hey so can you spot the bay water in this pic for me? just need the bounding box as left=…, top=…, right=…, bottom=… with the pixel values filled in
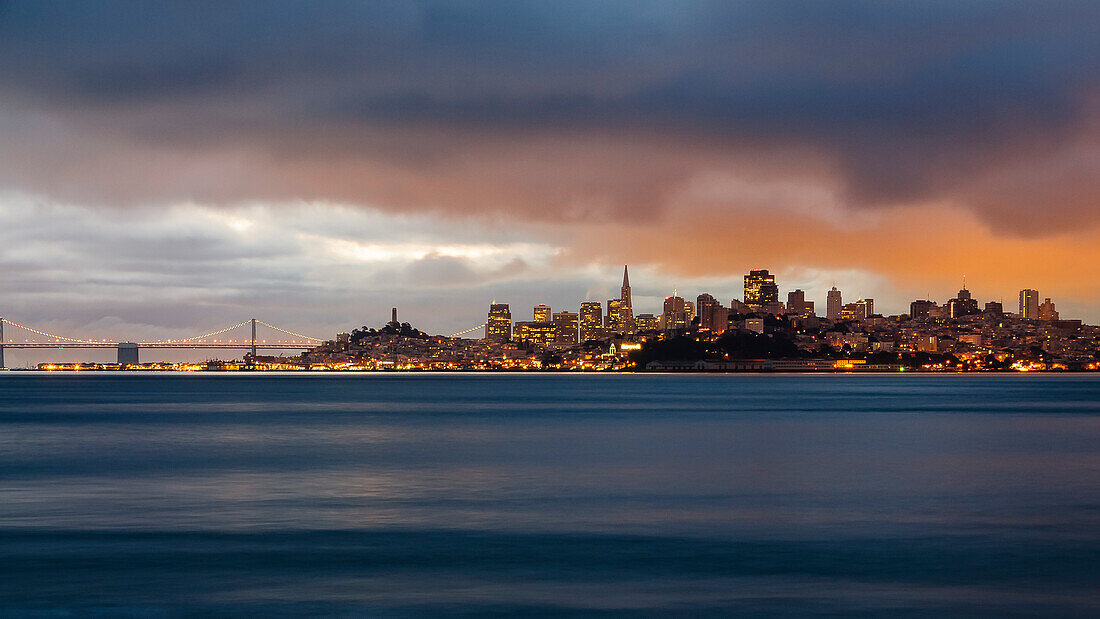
left=1, top=373, right=1098, bottom=616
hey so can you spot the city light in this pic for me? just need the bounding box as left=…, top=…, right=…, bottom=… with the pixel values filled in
left=3, top=267, right=1097, bottom=373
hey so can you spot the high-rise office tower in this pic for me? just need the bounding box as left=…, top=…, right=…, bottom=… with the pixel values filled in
left=486, top=303, right=512, bottom=342
left=606, top=297, right=622, bottom=331
left=513, top=321, right=555, bottom=346
left=693, top=294, right=726, bottom=329
left=984, top=301, right=1003, bottom=315
left=699, top=294, right=717, bottom=329
left=948, top=288, right=979, bottom=318
left=662, top=295, right=689, bottom=330
left=618, top=265, right=635, bottom=333
left=533, top=304, right=552, bottom=323
left=579, top=301, right=603, bottom=342
left=552, top=311, right=579, bottom=343
left=827, top=287, right=842, bottom=321
left=786, top=289, right=815, bottom=317
left=744, top=270, right=778, bottom=307
left=709, top=305, right=729, bottom=334
left=1019, top=289, right=1039, bottom=319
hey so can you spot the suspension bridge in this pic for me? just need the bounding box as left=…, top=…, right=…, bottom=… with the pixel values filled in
left=0, top=317, right=325, bottom=368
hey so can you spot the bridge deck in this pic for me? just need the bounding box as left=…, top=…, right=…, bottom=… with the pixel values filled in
left=0, top=344, right=314, bottom=349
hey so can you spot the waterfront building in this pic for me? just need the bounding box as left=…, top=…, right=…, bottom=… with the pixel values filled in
left=915, top=335, right=938, bottom=352
left=486, top=303, right=512, bottom=342
left=827, top=287, right=842, bottom=321
left=1019, top=289, right=1040, bottom=319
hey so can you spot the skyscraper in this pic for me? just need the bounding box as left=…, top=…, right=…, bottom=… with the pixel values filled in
left=744, top=270, right=778, bottom=307
left=1019, top=289, right=1039, bottom=319
left=948, top=288, right=979, bottom=318
left=786, top=289, right=814, bottom=317
left=579, top=301, right=603, bottom=342
left=697, top=293, right=727, bottom=331
left=552, top=311, right=579, bottom=343
left=486, top=303, right=512, bottom=342
left=662, top=295, right=689, bottom=330
left=604, top=266, right=636, bottom=335
left=606, top=297, right=622, bottom=331
left=619, top=265, right=635, bottom=333
left=826, top=287, right=842, bottom=321
left=533, top=304, right=551, bottom=323
left=512, top=321, right=555, bottom=346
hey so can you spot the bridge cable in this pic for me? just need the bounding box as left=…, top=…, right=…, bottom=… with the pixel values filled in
left=255, top=321, right=324, bottom=342
left=0, top=317, right=99, bottom=343
left=144, top=320, right=252, bottom=345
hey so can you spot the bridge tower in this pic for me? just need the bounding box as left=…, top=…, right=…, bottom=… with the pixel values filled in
left=0, top=317, right=5, bottom=369
left=251, top=318, right=257, bottom=359
left=117, top=342, right=139, bottom=366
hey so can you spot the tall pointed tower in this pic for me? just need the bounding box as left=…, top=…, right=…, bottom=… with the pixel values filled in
left=620, top=265, right=635, bottom=333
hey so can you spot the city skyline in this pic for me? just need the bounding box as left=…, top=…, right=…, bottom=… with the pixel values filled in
left=483, top=265, right=1076, bottom=344
left=0, top=258, right=1081, bottom=364
left=2, top=3, right=1100, bottom=346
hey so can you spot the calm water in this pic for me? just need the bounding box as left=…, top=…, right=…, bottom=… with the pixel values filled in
left=1, top=373, right=1098, bottom=616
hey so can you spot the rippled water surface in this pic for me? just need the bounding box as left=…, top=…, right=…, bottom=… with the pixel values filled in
left=1, top=373, right=1098, bottom=616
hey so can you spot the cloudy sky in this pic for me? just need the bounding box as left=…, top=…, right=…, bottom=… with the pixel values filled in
left=2, top=1, right=1100, bottom=359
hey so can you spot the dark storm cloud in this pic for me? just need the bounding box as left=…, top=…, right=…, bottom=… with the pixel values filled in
left=1, top=1, right=1099, bottom=233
